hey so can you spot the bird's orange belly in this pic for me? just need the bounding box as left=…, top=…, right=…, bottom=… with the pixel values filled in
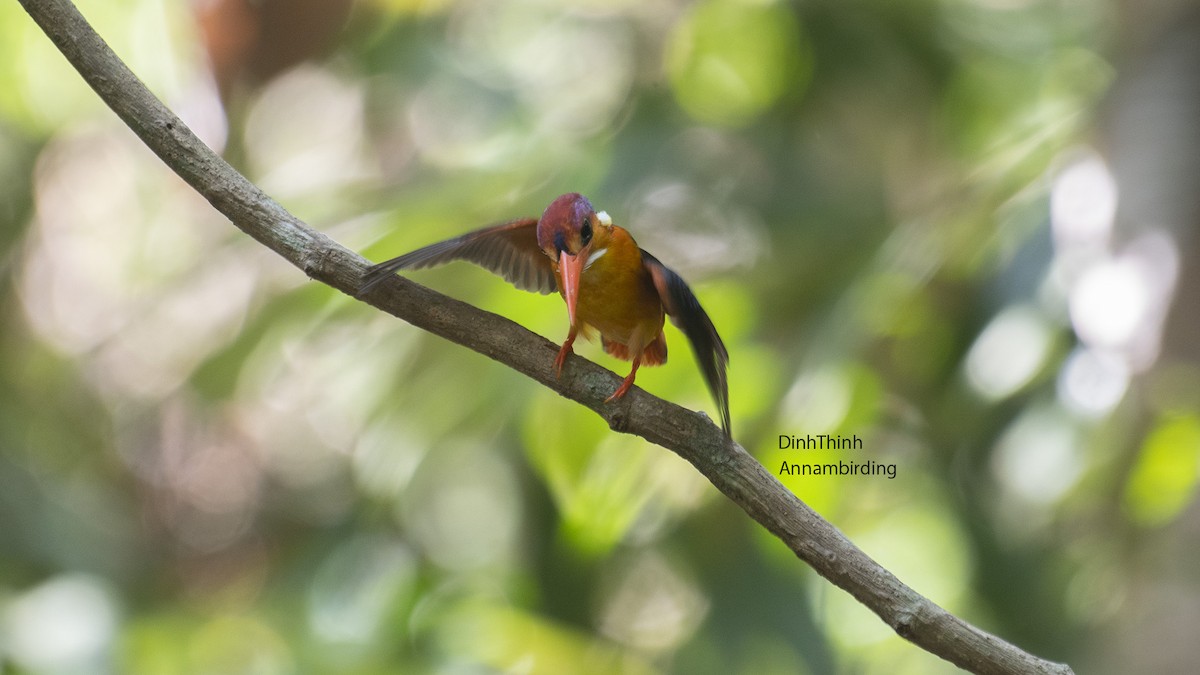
left=570, top=255, right=663, bottom=351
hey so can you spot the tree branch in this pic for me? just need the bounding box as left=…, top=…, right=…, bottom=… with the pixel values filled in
left=18, top=1, right=1074, bottom=673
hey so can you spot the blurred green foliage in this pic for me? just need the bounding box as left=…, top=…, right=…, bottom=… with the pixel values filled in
left=0, top=0, right=1195, bottom=674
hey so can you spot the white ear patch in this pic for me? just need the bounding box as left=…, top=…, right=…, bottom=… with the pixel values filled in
left=596, top=211, right=612, bottom=227
left=585, top=247, right=608, bottom=270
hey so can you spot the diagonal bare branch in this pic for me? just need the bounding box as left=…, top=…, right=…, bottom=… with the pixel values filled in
left=16, top=1, right=1074, bottom=673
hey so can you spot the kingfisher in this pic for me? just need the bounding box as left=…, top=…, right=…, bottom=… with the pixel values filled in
left=360, top=193, right=731, bottom=435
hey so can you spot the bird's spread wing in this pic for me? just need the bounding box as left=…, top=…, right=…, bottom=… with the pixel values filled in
left=360, top=218, right=557, bottom=295
left=641, top=250, right=731, bottom=436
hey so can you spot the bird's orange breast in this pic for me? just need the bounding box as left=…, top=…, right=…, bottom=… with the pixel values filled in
left=559, top=226, right=664, bottom=355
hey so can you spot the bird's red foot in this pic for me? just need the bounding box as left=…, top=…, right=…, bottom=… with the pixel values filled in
left=604, top=357, right=641, bottom=403
left=605, top=377, right=635, bottom=402
left=554, top=329, right=578, bottom=377
left=554, top=344, right=573, bottom=377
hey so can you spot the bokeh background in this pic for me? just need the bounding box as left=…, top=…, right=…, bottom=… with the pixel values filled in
left=2, top=0, right=1199, bottom=673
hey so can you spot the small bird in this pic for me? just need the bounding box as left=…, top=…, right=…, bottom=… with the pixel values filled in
left=360, top=193, right=730, bottom=435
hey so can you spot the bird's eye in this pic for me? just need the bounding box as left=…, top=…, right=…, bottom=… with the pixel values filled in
left=580, top=221, right=593, bottom=246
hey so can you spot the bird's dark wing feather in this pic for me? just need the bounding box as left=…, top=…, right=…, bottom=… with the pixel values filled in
left=641, top=250, right=731, bottom=436
left=359, top=218, right=557, bottom=295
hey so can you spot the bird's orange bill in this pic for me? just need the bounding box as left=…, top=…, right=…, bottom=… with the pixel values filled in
left=557, top=250, right=584, bottom=328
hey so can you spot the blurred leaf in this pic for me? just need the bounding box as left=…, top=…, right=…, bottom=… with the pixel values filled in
left=522, top=393, right=657, bottom=555
left=121, top=615, right=192, bottom=675
left=1123, top=414, right=1200, bottom=527
left=439, top=602, right=660, bottom=675
left=187, top=615, right=294, bottom=675
left=666, top=0, right=810, bottom=126
left=521, top=381, right=711, bottom=557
